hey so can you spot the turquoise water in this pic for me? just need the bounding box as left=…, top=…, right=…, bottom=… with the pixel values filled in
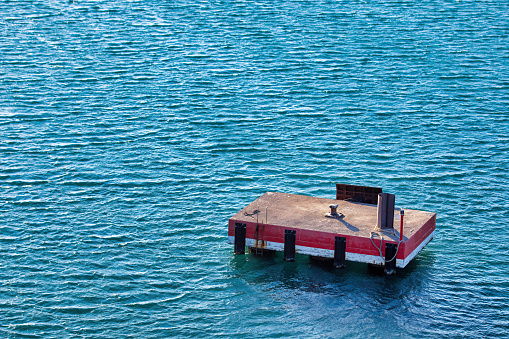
left=1, top=0, right=508, bottom=337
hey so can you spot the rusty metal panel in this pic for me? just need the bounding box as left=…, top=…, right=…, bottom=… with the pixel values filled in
left=336, top=183, right=382, bottom=205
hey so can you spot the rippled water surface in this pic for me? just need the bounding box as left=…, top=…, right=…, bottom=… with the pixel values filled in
left=1, top=0, right=508, bottom=338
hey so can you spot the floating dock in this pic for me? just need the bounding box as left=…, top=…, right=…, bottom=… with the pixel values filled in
left=228, top=184, right=436, bottom=274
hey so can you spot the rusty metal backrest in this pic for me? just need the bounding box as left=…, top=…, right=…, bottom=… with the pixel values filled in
left=336, top=183, right=382, bottom=205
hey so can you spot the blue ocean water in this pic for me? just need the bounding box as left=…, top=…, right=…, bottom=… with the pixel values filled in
left=1, top=0, right=508, bottom=337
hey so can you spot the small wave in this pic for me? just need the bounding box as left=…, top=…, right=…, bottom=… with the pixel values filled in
left=50, top=306, right=96, bottom=315
left=89, top=234, right=133, bottom=241
left=11, top=322, right=63, bottom=330
left=0, top=235, right=19, bottom=241
left=60, top=180, right=108, bottom=187
left=127, top=293, right=188, bottom=308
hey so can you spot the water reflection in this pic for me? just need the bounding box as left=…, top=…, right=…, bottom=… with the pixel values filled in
left=230, top=250, right=436, bottom=309
left=228, top=250, right=438, bottom=337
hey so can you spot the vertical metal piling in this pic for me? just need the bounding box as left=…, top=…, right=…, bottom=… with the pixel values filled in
left=234, top=222, right=246, bottom=255
left=284, top=230, right=296, bottom=261
left=384, top=243, right=397, bottom=275
left=334, top=236, right=346, bottom=268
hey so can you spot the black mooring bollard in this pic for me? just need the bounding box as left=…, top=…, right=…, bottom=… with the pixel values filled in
left=234, top=223, right=246, bottom=254
left=334, top=236, right=346, bottom=268
left=284, top=229, right=296, bottom=261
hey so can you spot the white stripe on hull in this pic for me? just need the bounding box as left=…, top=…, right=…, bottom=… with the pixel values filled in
left=402, top=230, right=435, bottom=267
